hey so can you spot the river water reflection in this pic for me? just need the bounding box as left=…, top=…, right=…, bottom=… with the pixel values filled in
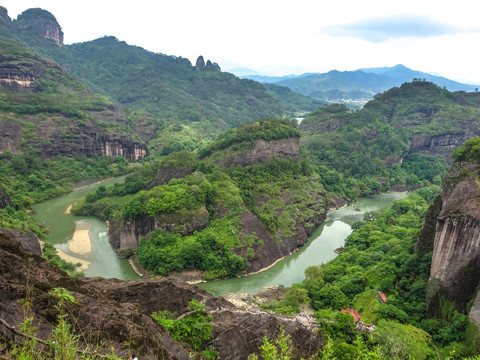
left=199, top=192, right=408, bottom=296
left=33, top=180, right=407, bottom=286
left=33, top=177, right=140, bottom=280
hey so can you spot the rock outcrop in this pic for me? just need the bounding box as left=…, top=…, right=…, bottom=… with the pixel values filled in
left=0, top=186, right=42, bottom=256
left=217, top=138, right=301, bottom=167
left=417, top=160, right=480, bottom=325
left=0, top=232, right=323, bottom=358
left=235, top=181, right=327, bottom=273
left=12, top=8, right=64, bottom=46
left=409, top=131, right=480, bottom=162
left=0, top=42, right=150, bottom=160
left=109, top=206, right=210, bottom=251
left=195, top=55, right=205, bottom=70
left=0, top=118, right=148, bottom=161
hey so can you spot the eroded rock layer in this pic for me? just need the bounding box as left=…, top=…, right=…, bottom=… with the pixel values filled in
left=0, top=233, right=323, bottom=358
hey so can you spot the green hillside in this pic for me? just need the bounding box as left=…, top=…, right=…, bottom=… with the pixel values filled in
left=300, top=81, right=480, bottom=200
left=263, top=83, right=327, bottom=117
left=37, top=36, right=285, bottom=154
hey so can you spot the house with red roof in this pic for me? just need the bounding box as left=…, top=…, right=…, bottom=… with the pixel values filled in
left=377, top=291, right=387, bottom=303
left=340, top=308, right=362, bottom=322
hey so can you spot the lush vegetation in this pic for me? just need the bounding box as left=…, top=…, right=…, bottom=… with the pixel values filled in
left=66, top=119, right=325, bottom=280
left=260, top=190, right=480, bottom=359
left=263, top=83, right=327, bottom=117
left=74, top=154, right=324, bottom=280
left=299, top=82, right=480, bottom=200
left=152, top=299, right=217, bottom=359
left=4, top=9, right=480, bottom=359
left=452, top=136, right=480, bottom=163
left=0, top=151, right=131, bottom=237
left=199, top=118, right=300, bottom=158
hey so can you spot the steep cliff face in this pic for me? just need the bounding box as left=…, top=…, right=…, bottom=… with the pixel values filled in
left=409, top=131, right=480, bottom=161
left=234, top=181, right=328, bottom=273
left=417, top=160, right=480, bottom=325
left=217, top=138, right=300, bottom=167
left=0, top=233, right=323, bottom=358
left=0, top=118, right=148, bottom=161
left=12, top=8, right=64, bottom=46
left=0, top=37, right=150, bottom=161
left=109, top=206, right=210, bottom=251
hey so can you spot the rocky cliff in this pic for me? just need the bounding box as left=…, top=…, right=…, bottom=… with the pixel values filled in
left=215, top=138, right=301, bottom=167
left=12, top=8, right=64, bottom=46
left=0, top=116, right=148, bottom=161
left=417, top=160, right=480, bottom=326
left=109, top=206, right=210, bottom=252
left=235, top=181, right=327, bottom=273
left=409, top=130, right=480, bottom=161
left=0, top=37, right=150, bottom=161
left=0, top=233, right=323, bottom=359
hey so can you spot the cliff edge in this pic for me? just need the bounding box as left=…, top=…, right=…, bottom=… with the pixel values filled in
left=417, top=151, right=480, bottom=327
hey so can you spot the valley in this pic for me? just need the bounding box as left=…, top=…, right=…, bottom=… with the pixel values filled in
left=1, top=4, right=480, bottom=359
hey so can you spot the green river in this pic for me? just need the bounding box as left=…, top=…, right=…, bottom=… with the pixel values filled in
left=32, top=179, right=407, bottom=293
left=33, top=177, right=140, bottom=280
left=199, top=192, right=408, bottom=296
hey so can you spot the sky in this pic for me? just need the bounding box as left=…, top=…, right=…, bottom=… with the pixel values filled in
left=3, top=1, right=480, bottom=84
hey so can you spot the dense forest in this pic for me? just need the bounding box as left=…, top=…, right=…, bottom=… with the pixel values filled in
left=2, top=5, right=480, bottom=359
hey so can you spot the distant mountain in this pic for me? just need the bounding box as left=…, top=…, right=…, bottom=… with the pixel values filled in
left=262, top=83, right=327, bottom=117
left=240, top=74, right=304, bottom=84
left=242, top=65, right=479, bottom=106
left=359, top=64, right=478, bottom=92
left=226, top=67, right=260, bottom=76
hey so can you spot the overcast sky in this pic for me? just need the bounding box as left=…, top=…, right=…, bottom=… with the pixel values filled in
left=3, top=1, right=480, bottom=84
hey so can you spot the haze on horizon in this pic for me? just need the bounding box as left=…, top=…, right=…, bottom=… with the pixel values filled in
left=3, top=0, right=480, bottom=84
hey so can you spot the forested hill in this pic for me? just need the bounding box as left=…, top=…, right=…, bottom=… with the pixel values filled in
left=0, top=7, right=290, bottom=156
left=300, top=81, right=480, bottom=201
left=0, top=36, right=148, bottom=160
left=243, top=64, right=479, bottom=106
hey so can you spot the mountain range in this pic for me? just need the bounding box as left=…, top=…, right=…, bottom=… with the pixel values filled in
left=239, top=64, right=479, bottom=106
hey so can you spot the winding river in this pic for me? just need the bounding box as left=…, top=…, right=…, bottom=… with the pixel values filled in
left=33, top=179, right=407, bottom=292
left=199, top=192, right=408, bottom=296
left=33, top=177, right=140, bottom=280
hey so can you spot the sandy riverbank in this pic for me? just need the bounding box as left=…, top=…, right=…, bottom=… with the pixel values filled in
left=69, top=221, right=92, bottom=255
left=56, top=248, right=91, bottom=270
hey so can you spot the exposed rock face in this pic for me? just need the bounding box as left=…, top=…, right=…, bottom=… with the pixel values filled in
left=0, top=232, right=323, bottom=358
left=150, top=166, right=193, bottom=188
left=409, top=131, right=480, bottom=162
left=0, top=52, right=49, bottom=89
left=218, top=138, right=301, bottom=167
left=195, top=55, right=205, bottom=70
left=0, top=41, right=150, bottom=160
left=13, top=8, right=64, bottom=46
left=0, top=185, right=13, bottom=209
left=417, top=161, right=480, bottom=324
left=0, top=119, right=148, bottom=161
left=211, top=309, right=323, bottom=359
left=235, top=179, right=327, bottom=273
left=109, top=206, right=210, bottom=251
left=0, top=228, right=42, bottom=256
